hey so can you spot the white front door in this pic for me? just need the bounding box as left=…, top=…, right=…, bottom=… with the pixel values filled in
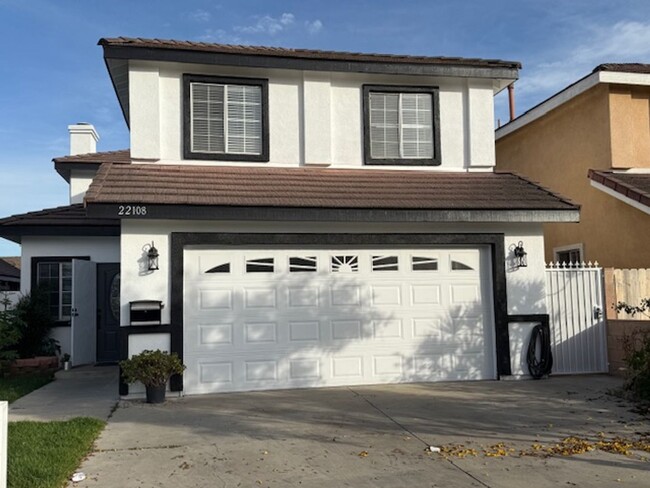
left=183, top=247, right=495, bottom=394
left=70, top=259, right=97, bottom=366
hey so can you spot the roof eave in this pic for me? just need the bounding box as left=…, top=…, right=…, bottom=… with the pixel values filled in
left=589, top=178, right=650, bottom=215
left=85, top=202, right=579, bottom=223
left=54, top=161, right=102, bottom=183
left=101, top=44, right=520, bottom=81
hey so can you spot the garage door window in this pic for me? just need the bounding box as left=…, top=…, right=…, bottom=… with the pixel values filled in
left=289, top=256, right=317, bottom=272
left=372, top=255, right=399, bottom=271
left=412, top=256, right=439, bottom=271
left=331, top=255, right=359, bottom=273
left=451, top=260, right=474, bottom=271
left=246, top=258, right=275, bottom=273
left=206, top=263, right=230, bottom=273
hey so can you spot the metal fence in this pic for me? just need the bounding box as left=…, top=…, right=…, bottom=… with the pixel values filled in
left=545, top=262, right=608, bottom=374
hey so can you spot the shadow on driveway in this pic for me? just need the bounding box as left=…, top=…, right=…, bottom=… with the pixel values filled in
left=73, top=375, right=650, bottom=488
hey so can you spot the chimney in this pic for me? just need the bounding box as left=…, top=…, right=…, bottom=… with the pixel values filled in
left=68, top=123, right=99, bottom=155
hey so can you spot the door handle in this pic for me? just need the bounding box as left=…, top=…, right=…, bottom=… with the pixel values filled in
left=71, top=308, right=79, bottom=317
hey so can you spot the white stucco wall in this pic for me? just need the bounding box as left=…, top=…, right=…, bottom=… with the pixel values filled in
left=129, top=60, right=496, bottom=171
left=69, top=169, right=98, bottom=204
left=119, top=219, right=546, bottom=327
left=20, top=236, right=120, bottom=293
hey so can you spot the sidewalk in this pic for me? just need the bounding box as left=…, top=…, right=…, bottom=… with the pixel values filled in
left=9, top=365, right=119, bottom=421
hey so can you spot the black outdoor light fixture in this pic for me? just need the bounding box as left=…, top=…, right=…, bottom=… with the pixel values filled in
left=513, top=241, right=528, bottom=268
left=146, top=241, right=159, bottom=271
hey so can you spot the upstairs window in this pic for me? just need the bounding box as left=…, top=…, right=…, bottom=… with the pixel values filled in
left=363, top=85, right=440, bottom=166
left=183, top=75, right=269, bottom=162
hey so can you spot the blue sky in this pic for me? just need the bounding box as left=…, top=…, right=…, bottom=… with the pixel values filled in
left=1, top=0, right=650, bottom=255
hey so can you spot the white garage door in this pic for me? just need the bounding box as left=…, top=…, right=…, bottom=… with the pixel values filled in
left=183, top=247, right=495, bottom=394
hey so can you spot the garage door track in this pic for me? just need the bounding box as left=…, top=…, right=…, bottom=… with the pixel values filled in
left=73, top=375, right=650, bottom=487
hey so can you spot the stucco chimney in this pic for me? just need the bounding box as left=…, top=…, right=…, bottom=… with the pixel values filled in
left=68, top=123, right=99, bottom=155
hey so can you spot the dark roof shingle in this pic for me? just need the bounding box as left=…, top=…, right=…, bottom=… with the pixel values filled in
left=594, top=63, right=650, bottom=74
left=99, top=37, right=521, bottom=70
left=85, top=163, right=578, bottom=212
left=0, top=204, right=119, bottom=228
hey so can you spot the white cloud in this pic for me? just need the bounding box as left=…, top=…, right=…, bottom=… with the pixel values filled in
left=519, top=20, right=650, bottom=104
left=305, top=19, right=323, bottom=35
left=188, top=9, right=211, bottom=22
left=235, top=13, right=295, bottom=35
left=199, top=29, right=245, bottom=45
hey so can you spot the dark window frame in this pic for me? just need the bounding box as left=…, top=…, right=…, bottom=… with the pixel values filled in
left=30, top=256, right=90, bottom=327
left=183, top=74, right=270, bottom=162
left=362, top=84, right=441, bottom=166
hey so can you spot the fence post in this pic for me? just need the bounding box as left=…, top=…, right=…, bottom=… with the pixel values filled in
left=604, top=268, right=617, bottom=320
left=0, top=401, right=6, bottom=488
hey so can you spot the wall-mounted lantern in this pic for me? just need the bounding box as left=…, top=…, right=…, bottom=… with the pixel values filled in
left=146, top=242, right=159, bottom=271
left=513, top=241, right=528, bottom=268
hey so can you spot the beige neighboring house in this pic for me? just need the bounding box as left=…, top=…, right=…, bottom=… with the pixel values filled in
left=495, top=64, right=650, bottom=268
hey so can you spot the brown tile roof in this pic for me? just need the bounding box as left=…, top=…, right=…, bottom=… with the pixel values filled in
left=588, top=170, right=650, bottom=208
left=99, top=37, right=521, bottom=70
left=53, top=149, right=131, bottom=165
left=594, top=63, right=650, bottom=74
left=85, top=163, right=578, bottom=212
left=0, top=204, right=119, bottom=228
left=0, top=257, right=20, bottom=270
left=0, top=259, right=20, bottom=279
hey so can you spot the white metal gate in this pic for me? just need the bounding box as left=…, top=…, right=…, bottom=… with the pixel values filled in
left=545, top=262, right=608, bottom=374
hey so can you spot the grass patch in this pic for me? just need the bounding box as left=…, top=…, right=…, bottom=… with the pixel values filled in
left=8, top=418, right=105, bottom=488
left=0, top=374, right=53, bottom=404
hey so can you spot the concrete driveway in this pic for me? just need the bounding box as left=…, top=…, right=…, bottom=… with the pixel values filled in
left=73, top=375, right=650, bottom=487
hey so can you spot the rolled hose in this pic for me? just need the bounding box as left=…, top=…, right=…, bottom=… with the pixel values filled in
left=527, top=323, right=553, bottom=379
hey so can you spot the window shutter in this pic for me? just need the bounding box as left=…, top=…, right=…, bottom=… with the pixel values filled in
left=369, top=92, right=400, bottom=159
left=191, top=83, right=225, bottom=153
left=226, top=85, right=262, bottom=155
left=400, top=93, right=433, bottom=158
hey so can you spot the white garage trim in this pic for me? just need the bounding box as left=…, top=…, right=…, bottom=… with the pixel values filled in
left=164, top=233, right=512, bottom=394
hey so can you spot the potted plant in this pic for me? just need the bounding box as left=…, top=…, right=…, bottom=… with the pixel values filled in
left=61, top=353, right=71, bottom=371
left=119, top=349, right=185, bottom=404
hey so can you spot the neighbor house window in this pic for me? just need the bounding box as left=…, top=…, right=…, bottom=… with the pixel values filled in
left=554, top=245, right=583, bottom=264
left=363, top=85, right=440, bottom=165
left=37, top=262, right=72, bottom=321
left=183, top=75, right=269, bottom=162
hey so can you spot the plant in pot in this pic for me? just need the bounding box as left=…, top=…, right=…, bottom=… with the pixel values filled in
left=119, top=350, right=185, bottom=404
left=61, top=353, right=71, bottom=371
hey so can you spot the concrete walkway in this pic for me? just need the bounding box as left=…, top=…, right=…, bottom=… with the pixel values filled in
left=9, top=365, right=119, bottom=421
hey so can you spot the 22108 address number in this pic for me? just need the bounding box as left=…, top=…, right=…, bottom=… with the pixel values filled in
left=117, top=205, right=148, bottom=216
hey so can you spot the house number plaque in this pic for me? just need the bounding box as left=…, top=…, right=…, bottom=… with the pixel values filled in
left=117, top=205, right=148, bottom=216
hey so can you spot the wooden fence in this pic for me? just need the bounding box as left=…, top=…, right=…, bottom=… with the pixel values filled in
left=604, top=268, right=650, bottom=320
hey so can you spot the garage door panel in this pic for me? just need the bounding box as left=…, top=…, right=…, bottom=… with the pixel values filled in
left=197, top=289, right=233, bottom=310
left=184, top=247, right=495, bottom=394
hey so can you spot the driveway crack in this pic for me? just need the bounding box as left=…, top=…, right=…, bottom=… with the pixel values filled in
left=348, top=387, right=492, bottom=488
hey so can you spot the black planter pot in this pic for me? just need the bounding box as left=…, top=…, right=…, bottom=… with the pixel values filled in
left=145, top=384, right=166, bottom=404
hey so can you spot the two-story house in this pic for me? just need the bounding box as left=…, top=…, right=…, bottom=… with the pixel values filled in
left=0, top=38, right=578, bottom=395
left=496, top=63, right=650, bottom=268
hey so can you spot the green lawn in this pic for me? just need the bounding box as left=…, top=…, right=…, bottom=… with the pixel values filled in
left=0, top=374, right=53, bottom=404
left=8, top=418, right=105, bottom=488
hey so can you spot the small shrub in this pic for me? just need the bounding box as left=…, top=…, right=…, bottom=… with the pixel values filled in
left=14, top=288, right=56, bottom=358
left=120, top=350, right=185, bottom=388
left=621, top=329, right=650, bottom=401
left=0, top=294, right=23, bottom=362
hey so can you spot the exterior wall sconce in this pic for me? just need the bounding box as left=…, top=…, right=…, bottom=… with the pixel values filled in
left=513, top=241, right=528, bottom=268
left=146, top=242, right=159, bottom=271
